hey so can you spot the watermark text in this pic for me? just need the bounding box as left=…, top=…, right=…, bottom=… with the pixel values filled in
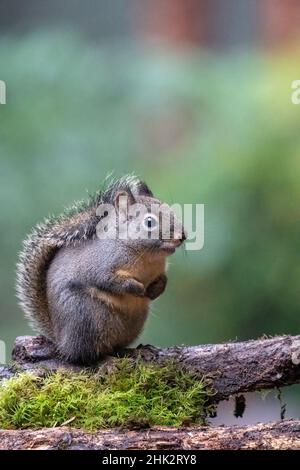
left=0, top=80, right=6, bottom=104
left=291, top=80, right=300, bottom=104
left=96, top=198, right=204, bottom=251
left=0, top=340, right=6, bottom=364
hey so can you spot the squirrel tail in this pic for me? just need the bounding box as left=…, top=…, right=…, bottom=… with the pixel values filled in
left=16, top=205, right=98, bottom=337
left=16, top=224, right=59, bottom=338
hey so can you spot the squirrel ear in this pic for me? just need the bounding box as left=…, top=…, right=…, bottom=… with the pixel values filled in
left=114, top=190, right=134, bottom=216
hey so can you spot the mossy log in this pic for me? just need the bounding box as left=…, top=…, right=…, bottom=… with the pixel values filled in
left=1, top=334, right=300, bottom=402
left=1, top=335, right=300, bottom=450
left=0, top=420, right=300, bottom=450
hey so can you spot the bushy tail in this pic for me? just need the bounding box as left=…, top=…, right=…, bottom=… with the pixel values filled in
left=16, top=226, right=59, bottom=338
left=16, top=206, right=98, bottom=338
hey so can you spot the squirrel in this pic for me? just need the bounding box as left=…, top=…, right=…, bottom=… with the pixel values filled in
left=16, top=176, right=185, bottom=364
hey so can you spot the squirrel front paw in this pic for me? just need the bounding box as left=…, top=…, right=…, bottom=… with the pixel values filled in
left=146, top=274, right=167, bottom=300
left=123, top=278, right=146, bottom=297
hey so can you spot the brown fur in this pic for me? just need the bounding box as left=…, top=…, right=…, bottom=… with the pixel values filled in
left=86, top=287, right=150, bottom=316
left=116, top=252, right=167, bottom=288
left=86, top=250, right=166, bottom=316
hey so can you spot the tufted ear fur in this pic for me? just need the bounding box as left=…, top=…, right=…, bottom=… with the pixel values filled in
left=102, top=175, right=153, bottom=204
left=114, top=190, right=134, bottom=218
left=132, top=180, right=153, bottom=198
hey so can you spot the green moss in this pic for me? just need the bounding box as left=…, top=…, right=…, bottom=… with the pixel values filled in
left=0, top=359, right=215, bottom=430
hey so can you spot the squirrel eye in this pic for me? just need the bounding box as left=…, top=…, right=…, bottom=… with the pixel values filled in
left=143, top=215, right=158, bottom=230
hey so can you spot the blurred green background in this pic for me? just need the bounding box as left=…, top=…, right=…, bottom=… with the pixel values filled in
left=1, top=0, right=300, bottom=421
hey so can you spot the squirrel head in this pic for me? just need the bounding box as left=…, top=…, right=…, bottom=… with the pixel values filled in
left=97, top=176, right=186, bottom=255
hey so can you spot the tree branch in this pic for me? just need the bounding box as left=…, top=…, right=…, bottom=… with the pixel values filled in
left=0, top=334, right=299, bottom=402
left=0, top=420, right=300, bottom=450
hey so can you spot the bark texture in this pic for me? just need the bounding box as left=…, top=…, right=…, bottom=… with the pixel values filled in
left=0, top=420, right=300, bottom=450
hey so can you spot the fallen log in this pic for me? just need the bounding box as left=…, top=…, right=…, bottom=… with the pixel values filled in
left=0, top=420, right=300, bottom=450
left=1, top=334, right=300, bottom=403
left=1, top=335, right=300, bottom=450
